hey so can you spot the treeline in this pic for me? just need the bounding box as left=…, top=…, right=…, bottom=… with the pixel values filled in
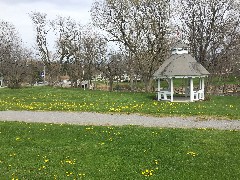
left=0, top=0, right=239, bottom=90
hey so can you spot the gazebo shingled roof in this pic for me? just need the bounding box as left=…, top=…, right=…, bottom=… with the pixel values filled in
left=153, top=54, right=210, bottom=78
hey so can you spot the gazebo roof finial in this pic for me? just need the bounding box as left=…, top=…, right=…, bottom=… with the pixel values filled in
left=171, top=40, right=189, bottom=55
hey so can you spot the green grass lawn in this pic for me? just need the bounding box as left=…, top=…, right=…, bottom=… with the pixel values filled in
left=0, top=86, right=240, bottom=119
left=0, top=121, right=239, bottom=179
left=0, top=86, right=239, bottom=119
left=1, top=87, right=239, bottom=179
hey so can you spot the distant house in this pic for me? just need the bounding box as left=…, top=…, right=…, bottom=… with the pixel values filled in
left=59, top=75, right=70, bottom=84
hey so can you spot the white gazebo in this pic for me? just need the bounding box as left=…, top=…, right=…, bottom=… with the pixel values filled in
left=153, top=41, right=210, bottom=102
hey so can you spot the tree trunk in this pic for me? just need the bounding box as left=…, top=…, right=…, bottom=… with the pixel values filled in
left=109, top=78, right=113, bottom=92
left=129, top=73, right=134, bottom=91
left=143, top=76, right=153, bottom=92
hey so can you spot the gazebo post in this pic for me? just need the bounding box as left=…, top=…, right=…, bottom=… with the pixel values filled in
left=157, top=78, right=161, bottom=100
left=199, top=78, right=202, bottom=89
left=190, top=78, right=194, bottom=102
left=185, top=78, right=188, bottom=97
left=157, top=78, right=160, bottom=91
left=170, top=78, right=174, bottom=102
left=201, top=77, right=205, bottom=99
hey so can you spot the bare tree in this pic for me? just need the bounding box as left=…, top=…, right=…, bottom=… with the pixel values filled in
left=97, top=50, right=124, bottom=91
left=91, top=0, right=170, bottom=91
left=29, top=11, right=58, bottom=85
left=51, top=16, right=82, bottom=64
left=0, top=21, right=29, bottom=88
left=51, top=16, right=83, bottom=87
left=25, top=59, right=44, bottom=86
left=81, top=27, right=108, bottom=85
left=177, top=0, right=240, bottom=83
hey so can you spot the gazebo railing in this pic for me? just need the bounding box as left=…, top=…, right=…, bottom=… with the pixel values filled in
left=157, top=90, right=171, bottom=101
left=157, top=88, right=205, bottom=102
left=185, top=88, right=204, bottom=101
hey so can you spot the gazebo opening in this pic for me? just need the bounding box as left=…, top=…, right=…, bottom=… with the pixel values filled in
left=153, top=41, right=210, bottom=102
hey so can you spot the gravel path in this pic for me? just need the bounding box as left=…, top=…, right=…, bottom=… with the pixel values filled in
left=0, top=111, right=240, bottom=130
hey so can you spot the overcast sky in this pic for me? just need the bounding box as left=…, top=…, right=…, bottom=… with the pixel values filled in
left=0, top=0, right=94, bottom=49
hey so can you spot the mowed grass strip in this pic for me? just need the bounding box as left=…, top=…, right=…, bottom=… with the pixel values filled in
left=0, top=121, right=239, bottom=179
left=0, top=86, right=239, bottom=119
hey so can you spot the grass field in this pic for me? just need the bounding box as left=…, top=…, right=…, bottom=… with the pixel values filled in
left=0, top=86, right=239, bottom=119
left=0, top=121, right=239, bottom=179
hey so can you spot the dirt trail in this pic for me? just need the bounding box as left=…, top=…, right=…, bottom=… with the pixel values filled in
left=0, top=111, right=240, bottom=130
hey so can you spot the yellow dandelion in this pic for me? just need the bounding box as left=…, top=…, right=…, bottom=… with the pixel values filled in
left=141, top=169, right=154, bottom=177
left=187, top=151, right=197, bottom=157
